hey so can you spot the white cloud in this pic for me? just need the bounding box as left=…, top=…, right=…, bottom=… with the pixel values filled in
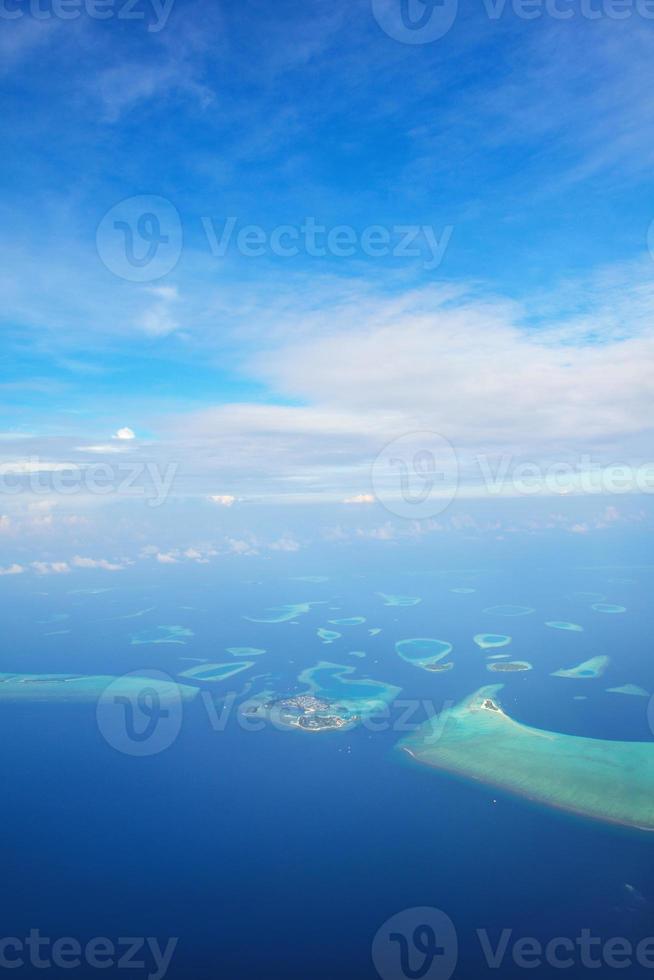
left=76, top=444, right=124, bottom=454
left=166, top=280, right=654, bottom=501
left=71, top=556, right=129, bottom=571
left=344, top=494, right=375, bottom=505
left=156, top=552, right=179, bottom=564
left=355, top=523, right=396, bottom=540
left=137, top=285, right=180, bottom=337
left=0, top=563, right=24, bottom=576
left=208, top=494, right=236, bottom=507
left=269, top=535, right=301, bottom=551
left=226, top=537, right=259, bottom=556
left=113, top=427, right=136, bottom=441
left=31, top=561, right=70, bottom=575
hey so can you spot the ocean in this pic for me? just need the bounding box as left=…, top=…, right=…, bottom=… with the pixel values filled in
left=2, top=532, right=654, bottom=978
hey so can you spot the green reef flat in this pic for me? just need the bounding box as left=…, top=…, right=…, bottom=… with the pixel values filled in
left=368, top=628, right=382, bottom=636
left=484, top=604, right=535, bottom=617
left=607, top=684, right=650, bottom=698
left=474, top=633, right=511, bottom=649
left=552, top=656, right=609, bottom=679
left=298, top=661, right=401, bottom=717
left=423, top=661, right=454, bottom=672
left=396, top=637, right=453, bottom=668
left=178, top=661, right=254, bottom=682
left=328, top=616, right=366, bottom=626
left=348, top=651, right=367, bottom=658
left=487, top=654, right=511, bottom=660
left=130, top=624, right=193, bottom=645
left=377, top=593, right=422, bottom=607
left=487, top=660, right=532, bottom=672
left=570, top=592, right=605, bottom=602
left=398, top=685, right=654, bottom=831
left=592, top=603, right=627, bottom=614
left=450, top=588, right=476, bottom=594
left=244, top=602, right=315, bottom=623
left=546, top=621, right=583, bottom=632
left=0, top=672, right=198, bottom=702
left=226, top=646, right=266, bottom=657
left=291, top=576, right=329, bottom=583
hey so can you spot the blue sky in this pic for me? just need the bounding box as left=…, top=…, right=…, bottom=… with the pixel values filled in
left=1, top=0, right=653, bottom=568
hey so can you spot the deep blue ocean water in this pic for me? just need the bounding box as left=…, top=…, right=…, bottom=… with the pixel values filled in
left=2, top=533, right=654, bottom=978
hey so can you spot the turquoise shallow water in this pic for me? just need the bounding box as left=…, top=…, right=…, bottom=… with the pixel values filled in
left=395, top=637, right=453, bottom=666
left=298, top=661, right=400, bottom=717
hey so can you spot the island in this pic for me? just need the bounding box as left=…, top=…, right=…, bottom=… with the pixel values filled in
left=552, top=656, right=609, bottom=679
left=0, top=671, right=199, bottom=703
left=397, top=685, right=654, bottom=831
left=483, top=604, right=535, bottom=617
left=474, top=633, right=511, bottom=649
left=318, top=628, right=342, bottom=641
left=396, top=637, right=453, bottom=669
left=244, top=661, right=401, bottom=732
left=130, top=624, right=194, bottom=645
left=377, top=593, right=422, bottom=607
left=487, top=660, right=532, bottom=672
left=545, top=621, right=583, bottom=632
left=244, top=693, right=357, bottom=733
left=178, top=660, right=254, bottom=682
left=607, top=684, right=650, bottom=698
left=244, top=602, right=317, bottom=623
left=298, top=661, right=401, bottom=718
